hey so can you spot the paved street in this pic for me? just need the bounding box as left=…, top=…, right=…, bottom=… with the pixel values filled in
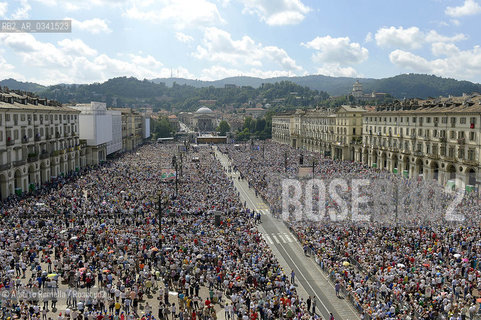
left=214, top=147, right=361, bottom=320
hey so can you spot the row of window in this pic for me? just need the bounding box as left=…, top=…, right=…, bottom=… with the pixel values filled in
left=0, top=113, right=78, bottom=126
left=2, top=125, right=77, bottom=142
left=366, top=127, right=477, bottom=140
left=366, top=116, right=478, bottom=125
left=365, top=138, right=476, bottom=160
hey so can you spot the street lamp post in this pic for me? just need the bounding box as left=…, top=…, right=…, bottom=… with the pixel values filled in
left=312, top=159, right=316, bottom=178
left=172, top=155, right=179, bottom=199
left=395, top=183, right=399, bottom=236
left=180, top=152, right=183, bottom=177
left=284, top=151, right=288, bottom=173
left=175, top=162, right=178, bottom=199
left=158, top=193, right=166, bottom=250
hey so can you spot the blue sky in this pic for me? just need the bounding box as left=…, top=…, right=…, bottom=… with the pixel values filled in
left=0, top=0, right=481, bottom=85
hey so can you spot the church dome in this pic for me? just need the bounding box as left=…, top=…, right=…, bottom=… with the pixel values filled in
left=196, top=106, right=213, bottom=114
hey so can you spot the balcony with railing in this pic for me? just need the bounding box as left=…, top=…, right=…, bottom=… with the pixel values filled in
left=27, top=153, right=39, bottom=163
left=463, top=158, right=478, bottom=166
left=443, top=154, right=456, bottom=161
left=13, top=159, right=26, bottom=167
left=6, top=138, right=14, bottom=146
left=413, top=150, right=424, bottom=157
left=40, top=151, right=50, bottom=159
left=0, top=163, right=11, bottom=171
left=34, top=134, right=41, bottom=142
left=22, top=136, right=29, bottom=144
left=457, top=138, right=465, bottom=144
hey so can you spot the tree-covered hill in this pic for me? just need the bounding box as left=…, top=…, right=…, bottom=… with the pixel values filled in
left=35, top=77, right=328, bottom=111
left=0, top=78, right=46, bottom=93
left=2, top=74, right=481, bottom=110
left=151, top=73, right=481, bottom=98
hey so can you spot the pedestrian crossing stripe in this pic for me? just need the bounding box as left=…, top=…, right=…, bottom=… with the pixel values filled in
left=263, top=234, right=273, bottom=244
left=262, top=233, right=294, bottom=244
left=272, top=234, right=280, bottom=244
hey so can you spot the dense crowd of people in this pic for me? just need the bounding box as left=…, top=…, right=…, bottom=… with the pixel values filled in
left=0, top=143, right=319, bottom=320
left=220, top=141, right=481, bottom=319
left=4, top=138, right=481, bottom=320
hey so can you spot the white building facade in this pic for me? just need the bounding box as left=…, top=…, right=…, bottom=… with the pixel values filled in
left=72, top=102, right=112, bottom=165
left=107, top=110, right=122, bottom=155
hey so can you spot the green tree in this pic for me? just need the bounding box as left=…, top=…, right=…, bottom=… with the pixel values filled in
left=216, top=120, right=231, bottom=136
left=255, top=118, right=266, bottom=132
left=152, top=117, right=173, bottom=138
left=236, top=128, right=251, bottom=141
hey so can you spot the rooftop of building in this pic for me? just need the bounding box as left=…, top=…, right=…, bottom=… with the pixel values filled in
left=245, top=107, right=266, bottom=111
left=338, top=105, right=367, bottom=112
left=369, top=94, right=481, bottom=114
left=0, top=92, right=77, bottom=112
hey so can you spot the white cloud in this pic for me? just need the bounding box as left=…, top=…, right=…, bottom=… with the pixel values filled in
left=302, top=35, right=368, bottom=65
left=389, top=44, right=481, bottom=80
left=176, top=32, right=194, bottom=43
left=70, top=18, right=112, bottom=34
left=58, top=39, right=98, bottom=57
left=445, top=0, right=481, bottom=17
left=194, top=27, right=303, bottom=73
left=375, top=26, right=467, bottom=50
left=316, top=64, right=360, bottom=78
left=425, top=30, right=467, bottom=42
left=0, top=33, right=192, bottom=85
left=33, top=0, right=128, bottom=11
left=0, top=33, right=37, bottom=52
left=0, top=50, right=24, bottom=80
left=451, top=19, right=461, bottom=26
left=238, top=0, right=311, bottom=25
left=0, top=2, right=7, bottom=17
left=431, top=42, right=460, bottom=57
left=123, top=0, right=224, bottom=29
left=375, top=26, right=425, bottom=50
left=11, top=0, right=31, bottom=19
left=200, top=65, right=299, bottom=80
left=128, top=54, right=163, bottom=69
left=365, top=32, right=373, bottom=43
